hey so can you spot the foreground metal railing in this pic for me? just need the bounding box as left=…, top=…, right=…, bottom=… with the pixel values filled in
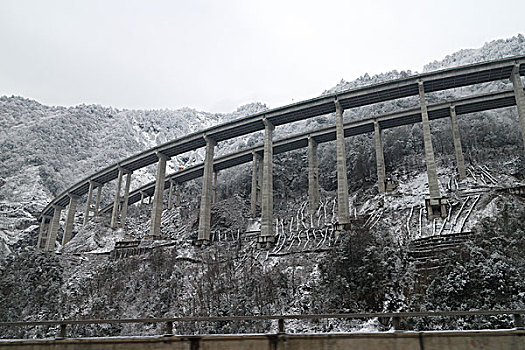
left=1, top=310, right=524, bottom=339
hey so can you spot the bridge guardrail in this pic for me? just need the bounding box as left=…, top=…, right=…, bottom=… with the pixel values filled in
left=1, top=310, right=523, bottom=339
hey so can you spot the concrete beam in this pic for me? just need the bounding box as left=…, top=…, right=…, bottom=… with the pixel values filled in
left=150, top=152, right=169, bottom=238
left=120, top=172, right=132, bottom=227
left=251, top=152, right=262, bottom=217
left=308, top=137, right=320, bottom=214
left=418, top=82, right=441, bottom=199
left=62, top=194, right=79, bottom=246
left=45, top=205, right=63, bottom=252
left=259, top=119, right=275, bottom=245
left=110, top=168, right=124, bottom=229
left=374, top=121, right=386, bottom=193
left=335, top=100, right=350, bottom=224
left=511, top=64, right=525, bottom=151
left=449, top=105, right=467, bottom=179
left=197, top=136, right=216, bottom=243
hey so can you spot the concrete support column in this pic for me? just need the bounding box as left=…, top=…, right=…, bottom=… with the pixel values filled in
left=120, top=171, right=132, bottom=227
left=198, top=137, right=216, bottom=243
left=37, top=216, right=50, bottom=250
left=510, top=64, right=525, bottom=151
left=151, top=152, right=169, bottom=238
left=83, top=181, right=95, bottom=225
left=250, top=152, right=262, bottom=217
left=62, top=194, right=79, bottom=246
left=308, top=137, right=320, bottom=214
left=110, top=168, right=124, bottom=229
left=140, top=192, right=146, bottom=205
left=335, top=100, right=350, bottom=224
left=168, top=179, right=175, bottom=210
left=449, top=105, right=467, bottom=179
left=212, top=171, right=218, bottom=204
left=257, top=154, right=263, bottom=206
left=45, top=205, right=63, bottom=252
left=374, top=121, right=386, bottom=193
left=175, top=185, right=181, bottom=206
left=259, top=119, right=275, bottom=244
left=418, top=82, right=441, bottom=199
left=94, top=184, right=103, bottom=216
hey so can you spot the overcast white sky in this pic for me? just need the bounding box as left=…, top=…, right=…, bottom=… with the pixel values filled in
left=1, top=0, right=524, bottom=113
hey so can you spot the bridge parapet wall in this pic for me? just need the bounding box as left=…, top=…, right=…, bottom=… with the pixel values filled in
left=1, top=330, right=524, bottom=350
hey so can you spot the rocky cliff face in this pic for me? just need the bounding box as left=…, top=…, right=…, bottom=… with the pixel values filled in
left=0, top=35, right=524, bottom=337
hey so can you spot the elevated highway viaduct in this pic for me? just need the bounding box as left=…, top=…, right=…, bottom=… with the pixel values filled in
left=36, top=56, right=525, bottom=251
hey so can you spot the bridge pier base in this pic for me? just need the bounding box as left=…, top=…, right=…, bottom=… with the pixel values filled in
left=374, top=121, right=387, bottom=193
left=419, top=81, right=447, bottom=218
left=308, top=136, right=320, bottom=215
left=151, top=153, right=169, bottom=238
left=45, top=205, right=63, bottom=252
left=258, top=119, right=275, bottom=247
left=335, top=100, right=350, bottom=225
left=120, top=172, right=132, bottom=227
left=62, top=194, right=78, bottom=246
left=197, top=137, right=216, bottom=245
left=450, top=106, right=466, bottom=180
left=250, top=152, right=262, bottom=217
left=511, top=64, right=525, bottom=151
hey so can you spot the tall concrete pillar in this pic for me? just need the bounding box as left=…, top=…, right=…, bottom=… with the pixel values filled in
left=308, top=136, right=320, bottom=214
left=45, top=205, right=63, bottom=252
left=62, top=194, right=79, bottom=246
left=510, top=64, right=525, bottom=151
left=94, top=184, right=103, bottom=216
left=335, top=100, right=350, bottom=224
left=168, top=179, right=175, bottom=210
left=198, top=137, right=216, bottom=243
left=37, top=216, right=50, bottom=250
left=449, top=105, right=466, bottom=179
left=250, top=152, right=262, bottom=217
left=83, top=181, right=94, bottom=225
left=257, top=153, right=263, bottom=206
left=85, top=181, right=103, bottom=225
left=140, top=192, right=146, bottom=205
left=175, top=185, right=181, bottom=206
left=374, top=121, right=386, bottom=193
left=212, top=171, right=218, bottom=204
left=418, top=82, right=441, bottom=199
left=120, top=171, right=132, bottom=227
left=151, top=152, right=169, bottom=238
left=110, top=168, right=124, bottom=229
left=259, top=119, right=275, bottom=244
